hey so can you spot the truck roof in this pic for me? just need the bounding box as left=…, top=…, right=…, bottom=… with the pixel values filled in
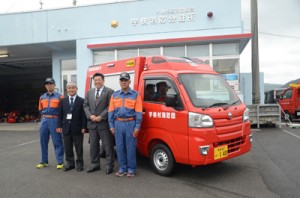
left=87, top=56, right=216, bottom=75
left=145, top=56, right=215, bottom=73
left=86, top=56, right=220, bottom=93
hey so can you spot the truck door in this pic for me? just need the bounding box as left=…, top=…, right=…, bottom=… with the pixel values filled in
left=296, top=88, right=300, bottom=116
left=138, top=76, right=189, bottom=163
left=280, top=89, right=294, bottom=115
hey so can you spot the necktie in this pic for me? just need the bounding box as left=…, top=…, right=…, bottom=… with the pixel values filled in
left=96, top=89, right=100, bottom=99
left=70, top=97, right=74, bottom=109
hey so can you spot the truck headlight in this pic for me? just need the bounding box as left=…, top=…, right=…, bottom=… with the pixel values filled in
left=189, top=112, right=213, bottom=128
left=243, top=108, right=249, bottom=122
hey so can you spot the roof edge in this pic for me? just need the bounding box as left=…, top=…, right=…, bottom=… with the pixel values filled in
left=87, top=33, right=252, bottom=49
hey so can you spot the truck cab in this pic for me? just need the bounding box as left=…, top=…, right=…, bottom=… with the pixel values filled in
left=264, top=88, right=285, bottom=104
left=86, top=56, right=252, bottom=176
left=279, top=83, right=300, bottom=121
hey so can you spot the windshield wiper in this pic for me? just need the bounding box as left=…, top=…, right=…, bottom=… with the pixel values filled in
left=203, top=101, right=240, bottom=110
left=206, top=102, right=229, bottom=109
left=230, top=100, right=240, bottom=106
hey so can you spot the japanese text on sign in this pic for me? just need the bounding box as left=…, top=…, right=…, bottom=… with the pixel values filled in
left=148, top=112, right=176, bottom=119
left=130, top=7, right=196, bottom=27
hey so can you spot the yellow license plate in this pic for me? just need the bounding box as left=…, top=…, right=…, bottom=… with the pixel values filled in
left=214, top=145, right=228, bottom=160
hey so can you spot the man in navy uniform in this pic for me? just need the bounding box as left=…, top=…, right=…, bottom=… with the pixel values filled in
left=36, top=77, right=64, bottom=169
left=108, top=72, right=143, bottom=177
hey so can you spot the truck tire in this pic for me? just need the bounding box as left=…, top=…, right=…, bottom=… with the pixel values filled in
left=289, top=113, right=295, bottom=121
left=150, top=144, right=175, bottom=176
left=284, top=111, right=295, bottom=122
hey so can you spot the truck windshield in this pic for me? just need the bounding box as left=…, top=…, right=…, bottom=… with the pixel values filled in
left=179, top=74, right=241, bottom=108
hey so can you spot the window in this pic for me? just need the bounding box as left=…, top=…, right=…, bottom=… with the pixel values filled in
left=139, top=47, right=160, bottom=56
left=283, top=90, right=292, bottom=99
left=179, top=73, right=241, bottom=108
left=164, top=46, right=185, bottom=57
left=117, top=49, right=138, bottom=60
left=144, top=82, right=155, bottom=102
left=61, top=59, right=76, bottom=96
left=187, top=44, right=209, bottom=57
left=93, top=51, right=115, bottom=65
left=144, top=79, right=175, bottom=103
left=213, top=43, right=239, bottom=56
left=213, top=58, right=239, bottom=74
left=90, top=72, right=135, bottom=91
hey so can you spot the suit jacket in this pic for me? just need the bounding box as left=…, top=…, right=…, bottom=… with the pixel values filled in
left=57, top=96, right=87, bottom=136
left=83, top=86, right=114, bottom=130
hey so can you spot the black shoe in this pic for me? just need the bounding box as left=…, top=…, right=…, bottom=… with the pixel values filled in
left=86, top=166, right=100, bottom=173
left=105, top=167, right=114, bottom=174
left=63, top=164, right=75, bottom=171
left=77, top=167, right=84, bottom=172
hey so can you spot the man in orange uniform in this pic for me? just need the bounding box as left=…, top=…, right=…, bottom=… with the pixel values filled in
left=108, top=72, right=142, bottom=177
left=36, top=77, right=64, bottom=169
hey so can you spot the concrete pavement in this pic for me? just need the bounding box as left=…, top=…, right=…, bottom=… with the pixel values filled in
left=0, top=125, right=282, bottom=198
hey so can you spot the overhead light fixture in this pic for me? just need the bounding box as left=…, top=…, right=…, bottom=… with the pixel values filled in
left=0, top=54, right=9, bottom=58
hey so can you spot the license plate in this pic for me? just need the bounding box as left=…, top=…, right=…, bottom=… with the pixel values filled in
left=297, top=112, right=300, bottom=116
left=214, top=145, right=228, bottom=160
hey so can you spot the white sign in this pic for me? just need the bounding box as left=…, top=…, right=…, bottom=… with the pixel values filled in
left=222, top=74, right=239, bottom=91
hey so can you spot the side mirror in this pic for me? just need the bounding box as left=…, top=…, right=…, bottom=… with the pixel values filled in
left=165, top=94, right=184, bottom=110
left=165, top=94, right=177, bottom=107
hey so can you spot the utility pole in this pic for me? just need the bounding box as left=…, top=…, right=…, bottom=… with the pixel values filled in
left=251, top=0, right=260, bottom=104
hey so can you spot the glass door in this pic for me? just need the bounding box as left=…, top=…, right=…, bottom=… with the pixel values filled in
left=61, top=59, right=76, bottom=96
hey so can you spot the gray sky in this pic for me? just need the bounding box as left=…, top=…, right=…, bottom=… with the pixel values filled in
left=1, top=0, right=299, bottom=85
left=241, top=0, right=300, bottom=84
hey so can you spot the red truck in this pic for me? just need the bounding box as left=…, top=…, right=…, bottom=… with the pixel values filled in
left=279, top=83, right=300, bottom=121
left=85, top=56, right=252, bottom=176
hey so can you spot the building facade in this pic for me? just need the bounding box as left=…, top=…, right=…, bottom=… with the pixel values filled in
left=0, top=0, right=251, bottom=108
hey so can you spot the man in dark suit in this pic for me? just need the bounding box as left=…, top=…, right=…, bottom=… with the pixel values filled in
left=57, top=82, right=87, bottom=172
left=83, top=73, right=115, bottom=174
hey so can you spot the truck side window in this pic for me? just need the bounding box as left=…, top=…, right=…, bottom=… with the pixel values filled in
left=144, top=83, right=155, bottom=101
left=283, top=90, right=292, bottom=99
left=152, top=81, right=170, bottom=102
left=144, top=79, right=176, bottom=103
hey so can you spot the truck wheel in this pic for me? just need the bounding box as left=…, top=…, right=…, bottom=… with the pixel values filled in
left=150, top=144, right=175, bottom=176
left=284, top=111, right=294, bottom=121
left=289, top=113, right=295, bottom=121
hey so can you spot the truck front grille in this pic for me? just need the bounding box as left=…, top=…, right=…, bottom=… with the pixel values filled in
left=213, top=136, right=246, bottom=154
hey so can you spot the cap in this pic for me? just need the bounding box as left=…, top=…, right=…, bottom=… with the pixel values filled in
left=44, top=77, right=55, bottom=84
left=119, top=72, right=130, bottom=80
left=157, top=81, right=171, bottom=89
